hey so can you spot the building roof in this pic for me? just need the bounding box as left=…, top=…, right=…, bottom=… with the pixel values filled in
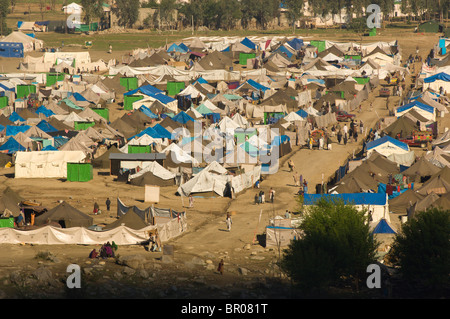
left=366, top=135, right=410, bottom=152
left=303, top=193, right=387, bottom=206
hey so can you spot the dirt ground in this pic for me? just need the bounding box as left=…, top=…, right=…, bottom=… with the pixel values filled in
left=0, top=30, right=441, bottom=299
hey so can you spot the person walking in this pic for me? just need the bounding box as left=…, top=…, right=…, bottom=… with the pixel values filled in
left=337, top=130, right=342, bottom=144
left=269, top=187, right=275, bottom=203
left=288, top=159, right=295, bottom=172
left=293, top=173, right=300, bottom=187
left=226, top=213, right=232, bottom=232
left=105, top=198, right=111, bottom=212
left=189, top=194, right=194, bottom=208
left=217, top=259, right=224, bottom=275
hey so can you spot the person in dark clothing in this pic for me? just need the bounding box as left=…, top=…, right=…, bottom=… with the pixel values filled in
left=337, top=130, right=342, bottom=144
left=105, top=198, right=111, bottom=212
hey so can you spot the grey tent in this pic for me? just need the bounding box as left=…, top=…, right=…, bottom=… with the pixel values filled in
left=92, top=145, right=121, bottom=169
left=34, top=201, right=93, bottom=228
left=402, top=156, right=440, bottom=182
left=103, top=209, right=148, bottom=230
left=129, top=171, right=176, bottom=187
left=388, top=189, right=424, bottom=214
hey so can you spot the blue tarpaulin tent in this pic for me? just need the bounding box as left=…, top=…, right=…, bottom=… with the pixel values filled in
left=296, top=109, right=309, bottom=118
left=287, top=38, right=304, bottom=50
left=366, top=135, right=410, bottom=153
left=6, top=125, right=31, bottom=136
left=178, top=43, right=191, bottom=53
left=41, top=145, right=58, bottom=151
left=172, top=111, right=195, bottom=124
left=151, top=123, right=172, bottom=139
left=129, top=126, right=161, bottom=141
left=36, top=105, right=55, bottom=117
left=396, top=101, right=435, bottom=114
left=0, top=137, right=26, bottom=153
left=275, top=45, right=294, bottom=59
left=192, top=77, right=208, bottom=85
left=240, top=37, right=256, bottom=50
left=167, top=43, right=188, bottom=54
left=53, top=136, right=69, bottom=148
left=124, top=84, right=164, bottom=97
left=423, top=72, right=450, bottom=83
left=36, top=120, right=58, bottom=133
left=372, top=218, right=396, bottom=234
left=240, top=79, right=270, bottom=93
left=8, top=112, right=25, bottom=123
left=303, top=193, right=387, bottom=206
left=138, top=105, right=159, bottom=119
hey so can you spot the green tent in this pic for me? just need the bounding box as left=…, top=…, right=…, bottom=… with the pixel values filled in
left=417, top=21, right=444, bottom=33
left=46, top=73, right=66, bottom=86
left=123, top=95, right=143, bottom=110
left=239, top=52, right=256, bottom=65
left=60, top=98, right=84, bottom=110
left=167, top=81, right=185, bottom=96
left=345, top=54, right=361, bottom=61
left=369, top=28, right=377, bottom=36
left=196, top=103, right=213, bottom=115
left=92, top=108, right=109, bottom=121
left=310, top=40, right=326, bottom=53
left=16, top=85, right=36, bottom=99
left=74, top=121, right=95, bottom=130
left=353, top=77, right=371, bottom=85
left=128, top=145, right=151, bottom=154
left=0, top=96, right=8, bottom=109
left=0, top=217, right=14, bottom=228
left=120, top=77, right=139, bottom=91
left=67, top=163, right=93, bottom=182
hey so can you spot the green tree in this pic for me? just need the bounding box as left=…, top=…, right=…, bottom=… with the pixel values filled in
left=178, top=0, right=205, bottom=30
left=255, top=0, right=280, bottom=30
left=283, top=0, right=304, bottom=34
left=389, top=208, right=450, bottom=295
left=0, top=0, right=10, bottom=36
left=114, top=0, right=140, bottom=28
left=81, top=0, right=105, bottom=25
left=217, top=0, right=242, bottom=30
left=280, top=198, right=379, bottom=293
left=159, top=0, right=177, bottom=30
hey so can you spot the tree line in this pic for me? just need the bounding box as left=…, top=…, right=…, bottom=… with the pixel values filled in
left=142, top=0, right=450, bottom=31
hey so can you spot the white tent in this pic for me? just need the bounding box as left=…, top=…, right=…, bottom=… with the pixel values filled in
left=232, top=113, right=249, bottom=129
left=163, top=143, right=200, bottom=166
left=284, top=111, right=304, bottom=122
left=62, top=2, right=83, bottom=14
left=15, top=151, right=86, bottom=178
left=0, top=31, right=44, bottom=52
left=128, top=160, right=176, bottom=181
left=177, top=161, right=229, bottom=197
left=0, top=216, right=187, bottom=245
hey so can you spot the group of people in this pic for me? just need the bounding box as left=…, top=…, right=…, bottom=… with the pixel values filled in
left=254, top=187, right=275, bottom=204
left=93, top=198, right=111, bottom=215
left=336, top=120, right=362, bottom=145
left=89, top=241, right=118, bottom=259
